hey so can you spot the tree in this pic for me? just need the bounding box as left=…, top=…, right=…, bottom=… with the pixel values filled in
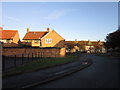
left=105, top=28, right=120, bottom=50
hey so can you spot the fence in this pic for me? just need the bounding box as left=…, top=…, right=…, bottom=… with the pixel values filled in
left=2, top=51, right=60, bottom=72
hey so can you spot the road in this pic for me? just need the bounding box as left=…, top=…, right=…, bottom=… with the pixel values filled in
left=31, top=54, right=120, bottom=88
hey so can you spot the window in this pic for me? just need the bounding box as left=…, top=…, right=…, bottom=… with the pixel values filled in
left=45, top=39, right=52, bottom=43
left=34, top=40, right=39, bottom=43
left=6, top=39, right=11, bottom=43
left=27, top=40, right=31, bottom=42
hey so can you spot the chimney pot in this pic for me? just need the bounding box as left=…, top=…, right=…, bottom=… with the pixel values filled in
left=47, top=28, right=50, bottom=32
left=0, top=27, right=3, bottom=31
left=26, top=28, right=29, bottom=33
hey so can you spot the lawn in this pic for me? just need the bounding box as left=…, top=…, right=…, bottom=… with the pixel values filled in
left=3, top=54, right=80, bottom=77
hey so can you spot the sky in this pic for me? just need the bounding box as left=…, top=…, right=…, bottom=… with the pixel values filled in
left=1, top=2, right=118, bottom=41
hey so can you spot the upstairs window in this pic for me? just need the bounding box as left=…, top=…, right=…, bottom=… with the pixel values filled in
left=45, top=39, right=52, bottom=43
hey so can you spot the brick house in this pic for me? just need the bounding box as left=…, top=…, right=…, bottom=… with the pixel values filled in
left=65, top=40, right=106, bottom=53
left=0, top=27, right=20, bottom=44
left=23, top=28, right=65, bottom=48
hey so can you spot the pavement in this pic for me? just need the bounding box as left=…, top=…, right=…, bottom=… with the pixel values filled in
left=2, top=55, right=92, bottom=89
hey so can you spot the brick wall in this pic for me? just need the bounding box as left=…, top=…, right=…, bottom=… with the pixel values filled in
left=2, top=47, right=66, bottom=57
left=2, top=43, right=19, bottom=47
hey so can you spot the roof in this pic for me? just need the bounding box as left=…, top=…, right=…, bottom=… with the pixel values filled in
left=41, top=30, right=64, bottom=40
left=65, top=41, right=104, bottom=46
left=0, top=30, right=18, bottom=39
left=65, top=41, right=89, bottom=45
left=23, top=31, right=48, bottom=40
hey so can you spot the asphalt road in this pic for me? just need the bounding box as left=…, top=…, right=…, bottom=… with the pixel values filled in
left=31, top=54, right=120, bottom=88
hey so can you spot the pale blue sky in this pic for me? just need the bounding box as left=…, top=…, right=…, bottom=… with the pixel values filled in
left=2, top=2, right=118, bottom=41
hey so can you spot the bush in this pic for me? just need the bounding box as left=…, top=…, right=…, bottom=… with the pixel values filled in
left=18, top=44, right=31, bottom=47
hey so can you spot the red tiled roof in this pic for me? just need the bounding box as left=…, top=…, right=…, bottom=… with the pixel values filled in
left=0, top=30, right=18, bottom=39
left=23, top=31, right=48, bottom=40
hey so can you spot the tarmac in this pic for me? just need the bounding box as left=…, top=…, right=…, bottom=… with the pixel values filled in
left=2, top=55, right=92, bottom=89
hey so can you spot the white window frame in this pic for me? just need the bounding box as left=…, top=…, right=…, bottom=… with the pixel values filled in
left=45, top=39, right=52, bottom=43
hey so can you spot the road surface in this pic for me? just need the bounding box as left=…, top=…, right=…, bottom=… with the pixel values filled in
left=31, top=54, right=120, bottom=88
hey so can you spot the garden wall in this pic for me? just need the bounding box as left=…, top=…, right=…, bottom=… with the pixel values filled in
left=2, top=47, right=66, bottom=57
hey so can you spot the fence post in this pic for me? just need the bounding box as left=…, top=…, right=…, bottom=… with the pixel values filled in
left=34, top=53, right=36, bottom=59
left=55, top=52, right=57, bottom=57
left=32, top=53, right=33, bottom=61
left=36, top=52, right=38, bottom=59
left=14, top=55, right=16, bottom=67
left=38, top=52, right=40, bottom=59
left=36, top=53, right=38, bottom=60
left=37, top=52, right=38, bottom=58
left=22, top=54, right=24, bottom=64
left=35, top=53, right=36, bottom=60
left=28, top=53, right=29, bottom=62
left=36, top=52, right=39, bottom=59
left=38, top=52, right=39, bottom=58
left=39, top=52, right=40, bottom=58
left=50, top=51, right=52, bottom=58
left=42, top=52, right=44, bottom=57
left=55, top=52, right=56, bottom=58
left=41, top=52, right=42, bottom=58
left=41, top=52, right=43, bottom=58
left=2, top=55, right=5, bottom=72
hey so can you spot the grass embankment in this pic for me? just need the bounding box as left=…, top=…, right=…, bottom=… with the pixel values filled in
left=3, top=54, right=80, bottom=77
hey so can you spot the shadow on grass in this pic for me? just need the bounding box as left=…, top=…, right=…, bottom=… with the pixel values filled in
left=3, top=54, right=80, bottom=77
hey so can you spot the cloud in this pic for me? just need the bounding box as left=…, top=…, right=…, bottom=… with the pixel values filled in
left=44, top=9, right=77, bottom=20
left=5, top=16, right=21, bottom=22
left=44, top=11, right=65, bottom=20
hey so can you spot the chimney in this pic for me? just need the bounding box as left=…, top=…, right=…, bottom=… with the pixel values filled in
left=47, top=28, right=50, bottom=32
left=0, top=27, right=3, bottom=31
left=26, top=28, right=29, bottom=33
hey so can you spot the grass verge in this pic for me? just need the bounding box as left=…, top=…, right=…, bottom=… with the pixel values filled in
left=3, top=54, right=80, bottom=77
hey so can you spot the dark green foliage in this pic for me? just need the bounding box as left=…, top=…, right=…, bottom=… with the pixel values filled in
left=105, top=28, right=120, bottom=50
left=18, top=44, right=31, bottom=47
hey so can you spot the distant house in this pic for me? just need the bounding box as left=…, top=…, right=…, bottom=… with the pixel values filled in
left=23, top=28, right=65, bottom=48
left=0, top=27, right=20, bottom=44
left=69, top=45, right=80, bottom=53
left=65, top=40, right=106, bottom=53
left=65, top=41, right=80, bottom=53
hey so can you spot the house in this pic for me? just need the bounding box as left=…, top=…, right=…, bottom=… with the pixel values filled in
left=79, top=40, right=106, bottom=53
left=65, top=41, right=80, bottom=53
left=69, top=46, right=80, bottom=53
left=23, top=28, right=65, bottom=48
left=0, top=27, right=20, bottom=44
left=65, top=40, right=106, bottom=53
